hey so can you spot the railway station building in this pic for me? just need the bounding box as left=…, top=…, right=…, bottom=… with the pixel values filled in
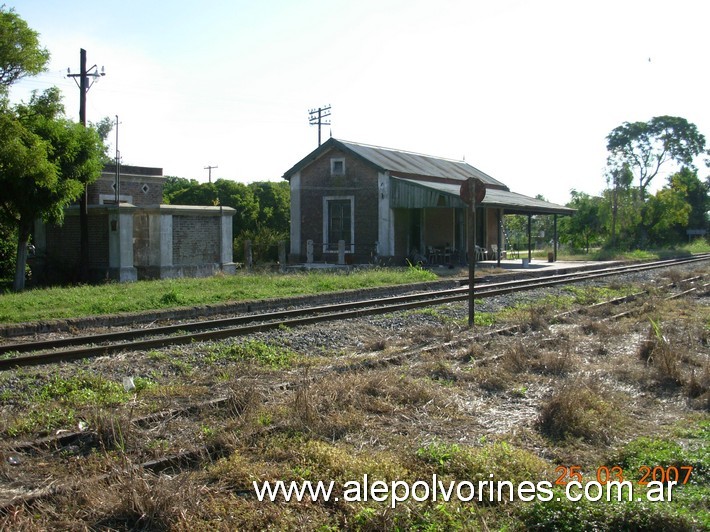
left=283, top=138, right=574, bottom=266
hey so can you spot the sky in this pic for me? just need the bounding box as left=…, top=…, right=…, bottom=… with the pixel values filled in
left=8, top=0, right=710, bottom=205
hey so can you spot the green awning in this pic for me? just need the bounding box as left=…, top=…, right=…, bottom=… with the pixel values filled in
left=390, top=177, right=574, bottom=215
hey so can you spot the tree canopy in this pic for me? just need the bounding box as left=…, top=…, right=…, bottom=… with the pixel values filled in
left=0, top=89, right=105, bottom=290
left=559, top=191, right=604, bottom=253
left=606, top=116, right=707, bottom=200
left=0, top=6, right=49, bottom=92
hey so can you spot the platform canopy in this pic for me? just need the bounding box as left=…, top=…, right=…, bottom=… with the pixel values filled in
left=390, top=177, right=574, bottom=215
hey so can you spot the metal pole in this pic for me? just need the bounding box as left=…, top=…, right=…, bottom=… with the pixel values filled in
left=553, top=214, right=558, bottom=262
left=114, top=115, right=120, bottom=204
left=496, top=209, right=502, bottom=267
left=468, top=182, right=476, bottom=328
left=79, top=49, right=89, bottom=281
left=527, top=214, right=532, bottom=262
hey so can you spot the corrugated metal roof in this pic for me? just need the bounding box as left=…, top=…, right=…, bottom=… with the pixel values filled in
left=283, top=138, right=573, bottom=214
left=283, top=138, right=507, bottom=188
left=392, top=177, right=574, bottom=215
left=339, top=140, right=507, bottom=187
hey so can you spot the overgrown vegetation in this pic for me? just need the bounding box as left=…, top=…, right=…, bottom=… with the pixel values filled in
left=1, top=270, right=708, bottom=529
left=2, top=371, right=152, bottom=436
left=0, top=267, right=437, bottom=323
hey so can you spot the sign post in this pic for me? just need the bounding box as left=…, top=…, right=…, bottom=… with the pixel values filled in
left=460, top=178, right=486, bottom=328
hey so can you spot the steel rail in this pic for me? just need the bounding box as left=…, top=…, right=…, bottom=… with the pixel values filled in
left=2, top=254, right=706, bottom=357
left=0, top=254, right=707, bottom=370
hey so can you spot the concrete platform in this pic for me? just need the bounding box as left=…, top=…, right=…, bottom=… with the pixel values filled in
left=475, top=259, right=612, bottom=272
left=285, top=262, right=350, bottom=272
left=424, top=258, right=625, bottom=282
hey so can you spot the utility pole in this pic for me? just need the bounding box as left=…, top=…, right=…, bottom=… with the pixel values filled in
left=114, top=115, right=121, bottom=204
left=204, top=165, right=218, bottom=183
left=308, top=104, right=331, bottom=146
left=67, top=49, right=105, bottom=281
left=459, top=178, right=486, bottom=328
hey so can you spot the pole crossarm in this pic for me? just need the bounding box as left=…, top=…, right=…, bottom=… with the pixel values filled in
left=308, top=104, right=331, bottom=147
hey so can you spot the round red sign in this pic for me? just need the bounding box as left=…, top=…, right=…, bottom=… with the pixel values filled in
left=459, top=177, right=486, bottom=205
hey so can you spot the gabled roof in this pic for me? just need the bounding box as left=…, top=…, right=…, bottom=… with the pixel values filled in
left=283, top=138, right=574, bottom=215
left=283, top=138, right=508, bottom=188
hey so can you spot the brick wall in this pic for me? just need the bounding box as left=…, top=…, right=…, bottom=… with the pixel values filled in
left=42, top=211, right=109, bottom=281
left=88, top=174, right=165, bottom=206
left=298, top=148, right=379, bottom=263
left=172, top=215, right=220, bottom=265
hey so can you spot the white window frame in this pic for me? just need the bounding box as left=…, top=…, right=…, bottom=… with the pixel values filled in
left=99, top=193, right=133, bottom=204
left=322, top=195, right=355, bottom=253
left=330, top=158, right=345, bottom=176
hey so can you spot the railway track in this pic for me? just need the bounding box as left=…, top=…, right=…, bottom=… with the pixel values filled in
left=1, top=261, right=708, bottom=515
left=0, top=254, right=707, bottom=370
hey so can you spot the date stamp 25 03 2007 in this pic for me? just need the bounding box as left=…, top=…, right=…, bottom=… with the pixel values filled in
left=555, top=465, right=694, bottom=486
left=553, top=464, right=693, bottom=503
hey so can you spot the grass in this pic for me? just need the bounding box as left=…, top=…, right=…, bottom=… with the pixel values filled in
left=203, top=339, right=296, bottom=369
left=546, top=240, right=709, bottom=262
left=563, top=284, right=637, bottom=305
left=521, top=418, right=710, bottom=531
left=0, top=267, right=437, bottom=324
left=2, top=266, right=708, bottom=529
left=585, top=240, right=710, bottom=261
left=3, top=372, right=153, bottom=436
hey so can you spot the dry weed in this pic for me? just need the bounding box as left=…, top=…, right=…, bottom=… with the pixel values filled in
left=87, top=470, right=201, bottom=531
left=638, top=319, right=683, bottom=385
left=502, top=341, right=534, bottom=374
left=534, top=349, right=574, bottom=376
left=538, top=381, right=621, bottom=444
left=687, top=365, right=710, bottom=410
left=458, top=342, right=485, bottom=363
left=529, top=305, right=549, bottom=331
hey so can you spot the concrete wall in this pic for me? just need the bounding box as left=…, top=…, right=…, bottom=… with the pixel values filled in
left=34, top=205, right=235, bottom=284
left=133, top=205, right=235, bottom=280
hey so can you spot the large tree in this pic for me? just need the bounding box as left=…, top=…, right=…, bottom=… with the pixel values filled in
left=0, top=106, right=56, bottom=290
left=0, top=89, right=104, bottom=290
left=0, top=5, right=52, bottom=285
left=559, top=191, right=605, bottom=253
left=605, top=162, right=634, bottom=248
left=0, top=6, right=49, bottom=93
left=644, top=186, right=691, bottom=247
left=667, top=167, right=710, bottom=234
left=606, top=116, right=706, bottom=202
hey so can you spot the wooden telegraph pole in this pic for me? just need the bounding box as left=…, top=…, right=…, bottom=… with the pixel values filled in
left=67, top=49, right=104, bottom=281
left=460, top=177, right=486, bottom=327
left=308, top=105, right=331, bottom=147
